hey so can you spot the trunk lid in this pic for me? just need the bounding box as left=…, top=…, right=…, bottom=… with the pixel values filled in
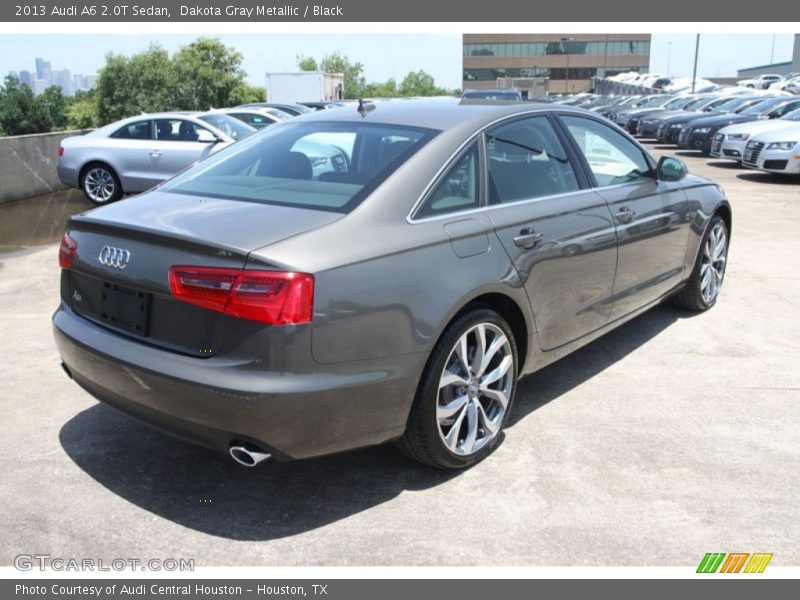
left=63, top=190, right=342, bottom=356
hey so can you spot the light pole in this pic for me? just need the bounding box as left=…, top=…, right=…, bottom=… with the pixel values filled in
left=561, top=36, right=575, bottom=94
left=691, top=34, right=700, bottom=93
left=667, top=41, right=672, bottom=76
left=770, top=34, right=776, bottom=64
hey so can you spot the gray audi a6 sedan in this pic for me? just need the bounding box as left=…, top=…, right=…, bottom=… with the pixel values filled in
left=53, top=99, right=731, bottom=469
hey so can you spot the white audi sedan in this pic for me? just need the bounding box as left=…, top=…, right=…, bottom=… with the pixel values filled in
left=710, top=107, right=800, bottom=162
left=742, top=125, right=800, bottom=175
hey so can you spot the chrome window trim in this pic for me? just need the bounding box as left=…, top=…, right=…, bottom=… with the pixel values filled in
left=408, top=108, right=560, bottom=224
left=407, top=108, right=655, bottom=224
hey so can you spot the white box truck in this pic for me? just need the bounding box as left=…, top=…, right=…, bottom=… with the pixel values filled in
left=265, top=72, right=345, bottom=103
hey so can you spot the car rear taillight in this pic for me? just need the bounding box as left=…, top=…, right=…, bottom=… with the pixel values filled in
left=58, top=233, right=77, bottom=269
left=168, top=266, right=314, bottom=325
left=58, top=146, right=64, bottom=157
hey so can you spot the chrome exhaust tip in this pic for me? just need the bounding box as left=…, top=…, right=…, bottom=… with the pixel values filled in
left=229, top=443, right=271, bottom=468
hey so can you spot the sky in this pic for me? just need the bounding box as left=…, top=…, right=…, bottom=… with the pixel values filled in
left=0, top=33, right=796, bottom=89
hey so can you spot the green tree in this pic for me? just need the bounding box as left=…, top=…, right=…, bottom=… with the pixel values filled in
left=319, top=52, right=366, bottom=99
left=67, top=90, right=100, bottom=129
left=399, top=70, right=447, bottom=97
left=37, top=85, right=69, bottom=130
left=363, top=78, right=399, bottom=98
left=299, top=51, right=366, bottom=99
left=296, top=55, right=318, bottom=71
left=0, top=75, right=52, bottom=135
left=172, top=37, right=249, bottom=110
left=95, top=45, right=173, bottom=123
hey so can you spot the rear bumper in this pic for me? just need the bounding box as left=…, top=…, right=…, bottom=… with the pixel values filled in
left=57, top=163, right=80, bottom=188
left=53, top=304, right=420, bottom=460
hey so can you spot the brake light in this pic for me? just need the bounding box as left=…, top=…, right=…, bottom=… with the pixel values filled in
left=168, top=266, right=314, bottom=325
left=58, top=146, right=64, bottom=157
left=58, top=233, right=77, bottom=269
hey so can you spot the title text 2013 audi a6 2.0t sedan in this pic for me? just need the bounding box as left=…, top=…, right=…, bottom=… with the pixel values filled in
left=53, top=99, right=732, bottom=469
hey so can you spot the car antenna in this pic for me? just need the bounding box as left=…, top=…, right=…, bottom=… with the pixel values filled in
left=357, top=99, right=375, bottom=117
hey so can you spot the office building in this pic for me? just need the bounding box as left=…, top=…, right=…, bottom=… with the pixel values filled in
left=463, top=33, right=651, bottom=95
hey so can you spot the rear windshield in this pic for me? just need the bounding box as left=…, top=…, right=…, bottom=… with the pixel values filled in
left=162, top=121, right=438, bottom=213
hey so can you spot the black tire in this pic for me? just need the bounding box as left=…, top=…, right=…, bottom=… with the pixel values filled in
left=396, top=308, right=519, bottom=469
left=672, top=214, right=729, bottom=311
left=80, top=162, right=123, bottom=205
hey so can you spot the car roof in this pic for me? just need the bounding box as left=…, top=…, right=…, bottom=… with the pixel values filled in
left=293, top=98, right=572, bottom=131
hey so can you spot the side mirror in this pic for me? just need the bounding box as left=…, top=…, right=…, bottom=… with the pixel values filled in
left=657, top=156, right=687, bottom=182
left=197, top=129, right=219, bottom=144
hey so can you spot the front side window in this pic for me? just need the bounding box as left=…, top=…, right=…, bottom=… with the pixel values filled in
left=111, top=120, right=151, bottom=140
left=560, top=115, right=653, bottom=187
left=415, top=144, right=479, bottom=219
left=162, top=122, right=437, bottom=213
left=153, top=119, right=209, bottom=142
left=486, top=116, right=580, bottom=204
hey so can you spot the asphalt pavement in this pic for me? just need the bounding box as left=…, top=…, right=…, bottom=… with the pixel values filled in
left=0, top=144, right=798, bottom=566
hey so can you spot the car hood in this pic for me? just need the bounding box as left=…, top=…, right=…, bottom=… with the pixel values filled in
left=687, top=115, right=756, bottom=128
left=72, top=189, right=344, bottom=255
left=749, top=124, right=800, bottom=143
left=645, top=110, right=696, bottom=123
left=720, top=119, right=800, bottom=136
left=660, top=111, right=708, bottom=125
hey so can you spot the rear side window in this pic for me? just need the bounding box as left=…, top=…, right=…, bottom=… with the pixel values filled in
left=111, top=120, right=151, bottom=140
left=560, top=115, right=653, bottom=187
left=162, top=122, right=437, bottom=213
left=486, top=116, right=580, bottom=204
left=415, top=144, right=480, bottom=219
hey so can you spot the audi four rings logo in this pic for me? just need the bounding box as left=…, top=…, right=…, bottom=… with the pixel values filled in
left=98, top=246, right=131, bottom=269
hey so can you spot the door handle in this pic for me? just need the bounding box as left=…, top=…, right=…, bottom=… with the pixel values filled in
left=615, top=207, right=635, bottom=224
left=513, top=228, right=544, bottom=249
left=149, top=150, right=162, bottom=157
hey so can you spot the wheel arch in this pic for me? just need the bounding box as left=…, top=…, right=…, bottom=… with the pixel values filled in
left=442, top=292, right=531, bottom=369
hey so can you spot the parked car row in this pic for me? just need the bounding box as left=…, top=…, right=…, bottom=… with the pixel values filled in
left=562, top=90, right=800, bottom=178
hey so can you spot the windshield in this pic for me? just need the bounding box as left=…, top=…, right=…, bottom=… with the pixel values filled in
left=162, top=121, right=438, bottom=213
left=715, top=97, right=752, bottom=113
left=198, top=113, right=256, bottom=140
left=783, top=108, right=800, bottom=121
left=644, top=95, right=673, bottom=107
left=702, top=98, right=731, bottom=112
left=265, top=108, right=291, bottom=120
left=683, top=96, right=710, bottom=110
left=740, top=98, right=787, bottom=116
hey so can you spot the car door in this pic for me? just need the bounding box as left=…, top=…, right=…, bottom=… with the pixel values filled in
left=483, top=115, right=619, bottom=351
left=105, top=119, right=155, bottom=192
left=558, top=114, right=691, bottom=320
left=149, top=118, right=220, bottom=184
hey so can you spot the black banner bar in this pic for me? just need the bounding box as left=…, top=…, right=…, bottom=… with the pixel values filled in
left=3, top=579, right=798, bottom=600
left=2, top=0, right=800, bottom=22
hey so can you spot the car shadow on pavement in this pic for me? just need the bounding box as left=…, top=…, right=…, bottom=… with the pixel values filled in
left=59, top=405, right=459, bottom=541
left=705, top=160, right=743, bottom=170
left=507, top=303, right=685, bottom=427
left=736, top=172, right=799, bottom=185
left=59, top=303, right=688, bottom=541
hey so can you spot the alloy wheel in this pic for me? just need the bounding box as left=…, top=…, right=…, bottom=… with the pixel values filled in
left=84, top=168, right=116, bottom=203
left=700, top=222, right=727, bottom=304
left=436, top=323, right=514, bottom=456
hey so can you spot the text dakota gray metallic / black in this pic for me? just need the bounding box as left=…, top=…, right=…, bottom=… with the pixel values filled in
left=53, top=99, right=732, bottom=469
